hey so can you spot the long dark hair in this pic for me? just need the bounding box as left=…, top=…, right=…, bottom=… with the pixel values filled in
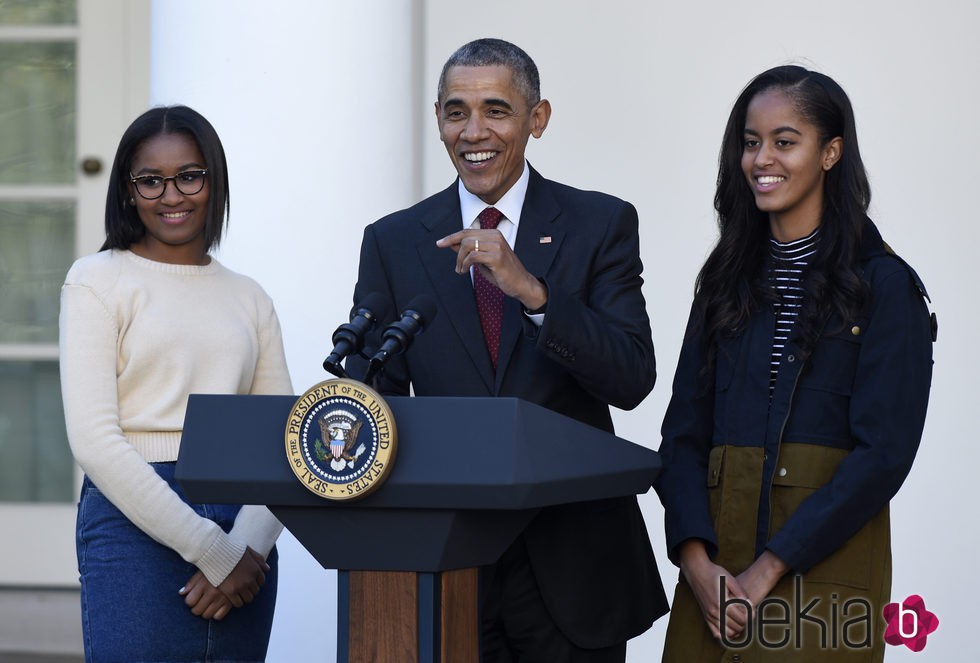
left=101, top=105, right=230, bottom=252
left=696, top=65, right=870, bottom=357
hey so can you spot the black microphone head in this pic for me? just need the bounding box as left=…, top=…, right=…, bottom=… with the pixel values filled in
left=362, top=294, right=438, bottom=385
left=352, top=291, right=389, bottom=323
left=402, top=293, right=437, bottom=329
left=325, top=292, right=391, bottom=376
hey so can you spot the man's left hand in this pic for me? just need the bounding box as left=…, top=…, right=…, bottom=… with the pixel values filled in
left=437, top=229, right=547, bottom=311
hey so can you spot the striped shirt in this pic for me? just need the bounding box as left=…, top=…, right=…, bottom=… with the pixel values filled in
left=768, top=228, right=820, bottom=396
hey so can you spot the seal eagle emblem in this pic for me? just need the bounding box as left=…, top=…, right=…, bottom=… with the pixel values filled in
left=284, top=378, right=397, bottom=501
left=318, top=410, right=365, bottom=471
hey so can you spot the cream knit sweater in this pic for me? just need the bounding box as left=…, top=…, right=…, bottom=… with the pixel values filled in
left=60, top=249, right=293, bottom=586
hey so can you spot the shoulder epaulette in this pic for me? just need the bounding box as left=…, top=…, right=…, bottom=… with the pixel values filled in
left=883, top=242, right=937, bottom=342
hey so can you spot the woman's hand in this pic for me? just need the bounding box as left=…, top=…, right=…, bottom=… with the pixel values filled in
left=679, top=539, right=750, bottom=642
left=217, top=546, right=270, bottom=606
left=180, top=571, right=233, bottom=621
left=180, top=547, right=270, bottom=620
left=735, top=549, right=789, bottom=612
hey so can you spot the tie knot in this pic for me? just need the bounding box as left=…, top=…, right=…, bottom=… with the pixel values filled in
left=477, top=206, right=503, bottom=231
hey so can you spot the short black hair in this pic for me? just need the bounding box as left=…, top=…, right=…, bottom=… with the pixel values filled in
left=102, top=105, right=230, bottom=252
left=437, top=38, right=541, bottom=109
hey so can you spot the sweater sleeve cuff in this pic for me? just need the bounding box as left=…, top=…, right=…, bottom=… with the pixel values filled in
left=228, top=505, right=285, bottom=558
left=197, top=532, right=247, bottom=586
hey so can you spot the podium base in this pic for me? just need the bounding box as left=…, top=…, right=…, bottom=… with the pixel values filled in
left=338, top=568, right=479, bottom=663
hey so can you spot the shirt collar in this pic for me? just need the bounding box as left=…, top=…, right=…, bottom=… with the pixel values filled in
left=457, top=160, right=530, bottom=230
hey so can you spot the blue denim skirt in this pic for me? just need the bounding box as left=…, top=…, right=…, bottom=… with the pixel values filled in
left=76, top=462, right=278, bottom=663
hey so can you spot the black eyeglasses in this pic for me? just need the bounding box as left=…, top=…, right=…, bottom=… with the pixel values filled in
left=129, top=169, right=209, bottom=200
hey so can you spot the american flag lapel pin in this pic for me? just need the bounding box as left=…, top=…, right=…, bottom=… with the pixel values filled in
left=539, top=236, right=552, bottom=244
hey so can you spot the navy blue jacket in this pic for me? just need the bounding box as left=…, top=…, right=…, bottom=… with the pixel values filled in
left=656, top=218, right=934, bottom=573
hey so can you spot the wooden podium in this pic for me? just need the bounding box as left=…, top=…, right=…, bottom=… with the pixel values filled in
left=177, top=393, right=661, bottom=662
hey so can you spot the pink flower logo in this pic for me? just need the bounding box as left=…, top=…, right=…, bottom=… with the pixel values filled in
left=883, top=595, right=939, bottom=652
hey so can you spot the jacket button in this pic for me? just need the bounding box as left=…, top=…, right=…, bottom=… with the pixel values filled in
left=787, top=354, right=795, bottom=363
left=778, top=467, right=787, bottom=477
left=851, top=325, right=861, bottom=336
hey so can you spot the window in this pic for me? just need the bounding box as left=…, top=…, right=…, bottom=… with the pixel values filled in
left=0, top=0, right=148, bottom=588
left=0, top=0, right=77, bottom=504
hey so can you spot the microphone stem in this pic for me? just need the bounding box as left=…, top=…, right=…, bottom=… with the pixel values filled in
left=323, top=359, right=348, bottom=379
left=361, top=354, right=387, bottom=386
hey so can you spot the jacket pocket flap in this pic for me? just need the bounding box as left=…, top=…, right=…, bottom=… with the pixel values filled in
left=772, top=443, right=849, bottom=489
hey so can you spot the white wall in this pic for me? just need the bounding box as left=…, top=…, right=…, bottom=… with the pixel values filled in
left=153, top=1, right=977, bottom=660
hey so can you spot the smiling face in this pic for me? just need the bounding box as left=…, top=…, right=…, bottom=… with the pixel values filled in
left=128, top=132, right=210, bottom=264
left=435, top=65, right=550, bottom=204
left=741, top=89, right=842, bottom=241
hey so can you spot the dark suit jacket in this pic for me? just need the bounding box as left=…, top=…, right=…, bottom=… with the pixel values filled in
left=346, top=166, right=669, bottom=648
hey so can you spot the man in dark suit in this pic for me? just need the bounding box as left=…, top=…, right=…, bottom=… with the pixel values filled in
left=346, top=38, right=668, bottom=662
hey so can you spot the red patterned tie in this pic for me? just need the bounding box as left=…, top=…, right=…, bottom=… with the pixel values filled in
left=474, top=207, right=505, bottom=369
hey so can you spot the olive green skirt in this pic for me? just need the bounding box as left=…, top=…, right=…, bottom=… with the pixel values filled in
left=661, top=443, right=891, bottom=663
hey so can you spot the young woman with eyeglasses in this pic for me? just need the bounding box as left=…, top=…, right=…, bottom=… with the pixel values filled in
left=59, top=105, right=292, bottom=661
left=655, top=66, right=934, bottom=661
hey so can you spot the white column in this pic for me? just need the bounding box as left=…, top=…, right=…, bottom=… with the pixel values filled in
left=150, top=2, right=420, bottom=660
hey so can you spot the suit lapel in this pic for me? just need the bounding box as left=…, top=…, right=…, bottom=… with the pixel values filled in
left=417, top=184, right=496, bottom=391
left=495, top=167, right=565, bottom=388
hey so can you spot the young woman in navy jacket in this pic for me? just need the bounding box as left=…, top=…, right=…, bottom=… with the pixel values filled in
left=655, top=66, right=934, bottom=662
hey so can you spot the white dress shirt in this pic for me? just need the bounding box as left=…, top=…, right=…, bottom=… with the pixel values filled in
left=455, top=161, right=544, bottom=325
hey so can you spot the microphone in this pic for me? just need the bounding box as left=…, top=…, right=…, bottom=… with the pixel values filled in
left=363, top=294, right=437, bottom=384
left=323, top=292, right=389, bottom=378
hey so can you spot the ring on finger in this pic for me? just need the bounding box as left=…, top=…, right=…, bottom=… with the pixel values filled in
left=474, top=239, right=480, bottom=252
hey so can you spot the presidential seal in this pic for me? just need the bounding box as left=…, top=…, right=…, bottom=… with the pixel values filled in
left=284, top=378, right=397, bottom=501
